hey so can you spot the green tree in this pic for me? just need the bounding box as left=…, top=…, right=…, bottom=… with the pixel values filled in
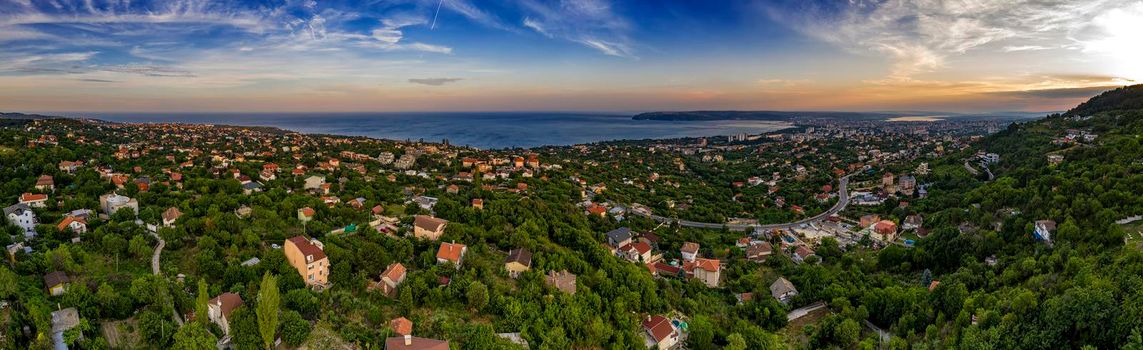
left=195, top=279, right=209, bottom=326
left=466, top=281, right=489, bottom=311
left=279, top=310, right=311, bottom=347
left=171, top=322, right=218, bottom=350
left=256, top=273, right=280, bottom=350
left=725, top=333, right=747, bottom=350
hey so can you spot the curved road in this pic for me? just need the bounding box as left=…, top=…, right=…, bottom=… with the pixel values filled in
left=631, top=175, right=852, bottom=233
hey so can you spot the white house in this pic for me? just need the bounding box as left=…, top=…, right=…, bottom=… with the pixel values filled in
left=4, top=203, right=37, bottom=238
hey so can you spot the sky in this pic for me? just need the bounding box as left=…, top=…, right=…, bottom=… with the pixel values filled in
left=0, top=0, right=1139, bottom=114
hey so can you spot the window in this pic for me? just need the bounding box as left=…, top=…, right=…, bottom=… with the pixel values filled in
left=308, top=274, right=314, bottom=281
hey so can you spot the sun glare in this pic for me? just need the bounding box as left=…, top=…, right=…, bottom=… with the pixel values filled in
left=1085, top=3, right=1143, bottom=82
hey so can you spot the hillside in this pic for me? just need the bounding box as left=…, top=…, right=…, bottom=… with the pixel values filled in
left=1065, top=84, right=1143, bottom=117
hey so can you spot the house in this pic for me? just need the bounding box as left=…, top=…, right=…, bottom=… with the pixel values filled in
left=284, top=236, right=330, bottom=287
left=471, top=198, right=484, bottom=210
left=58, top=160, right=82, bottom=173
left=445, top=184, right=459, bottom=194
left=746, top=242, right=773, bottom=262
left=370, top=263, right=407, bottom=297
left=1034, top=220, right=1056, bottom=242
left=207, top=293, right=243, bottom=335
left=898, top=175, right=916, bottom=195
left=1048, top=154, right=1064, bottom=166
left=642, top=315, right=680, bottom=349
left=412, top=196, right=438, bottom=210
left=903, top=215, right=923, bottom=231
left=793, top=246, right=816, bottom=263
left=44, top=271, right=70, bottom=296
left=619, top=241, right=653, bottom=263
left=298, top=207, right=315, bottom=222
left=19, top=193, right=48, bottom=208
left=385, top=336, right=449, bottom=350
left=689, top=258, right=721, bottom=288
left=504, top=248, right=532, bottom=278
left=3, top=203, right=37, bottom=237
left=882, top=172, right=895, bottom=188
left=391, top=317, right=413, bottom=336
left=680, top=242, right=700, bottom=262
left=35, top=175, right=54, bottom=192
left=303, top=176, right=326, bottom=192
left=413, top=215, right=448, bottom=240
left=436, top=242, right=467, bottom=268
left=545, top=270, right=577, bottom=295
left=99, top=193, right=139, bottom=216
left=874, top=220, right=898, bottom=241
left=606, top=227, right=633, bottom=248
left=57, top=216, right=87, bottom=234
left=162, top=207, right=182, bottom=227
left=770, top=277, right=798, bottom=304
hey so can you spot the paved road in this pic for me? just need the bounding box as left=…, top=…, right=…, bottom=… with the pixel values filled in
left=631, top=175, right=852, bottom=233
left=787, top=301, right=828, bottom=322
left=149, top=231, right=184, bottom=326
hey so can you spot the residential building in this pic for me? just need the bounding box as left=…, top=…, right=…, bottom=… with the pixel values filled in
left=207, top=293, right=243, bottom=335
left=504, top=248, right=532, bottom=278
left=545, top=270, right=577, bottom=295
left=1048, top=154, right=1064, bottom=166
left=284, top=236, right=330, bottom=287
left=298, top=207, right=315, bottom=222
left=303, top=176, right=326, bottom=192
left=413, top=215, right=448, bottom=240
left=99, top=193, right=139, bottom=216
left=680, top=242, right=700, bottom=262
left=162, top=207, right=182, bottom=227
left=385, top=336, right=449, bottom=350
left=436, top=242, right=467, bottom=268
left=44, top=271, right=70, bottom=296
left=619, top=241, right=653, bottom=263
left=770, top=277, right=798, bottom=304
left=746, top=242, right=773, bottom=262
left=369, top=263, right=407, bottom=297
left=606, top=227, right=633, bottom=248
left=56, top=216, right=87, bottom=234
left=903, top=215, right=923, bottom=231
left=860, top=214, right=881, bottom=228
left=793, top=246, right=816, bottom=263
left=642, top=315, right=679, bottom=349
left=19, top=193, right=48, bottom=208
left=1034, top=220, right=1057, bottom=243
left=4, top=203, right=37, bottom=237
left=35, top=175, right=54, bottom=192
left=874, top=220, right=898, bottom=241
left=689, top=258, right=721, bottom=288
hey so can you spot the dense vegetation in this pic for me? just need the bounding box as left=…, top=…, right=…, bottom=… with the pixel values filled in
left=2, top=85, right=1143, bottom=349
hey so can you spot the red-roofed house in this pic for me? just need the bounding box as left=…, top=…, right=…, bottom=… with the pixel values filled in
left=642, top=315, right=679, bottom=349
left=436, top=242, right=467, bottom=268
left=19, top=193, right=48, bottom=208
left=284, top=236, right=329, bottom=287
left=57, top=216, right=87, bottom=234
left=391, top=317, right=413, bottom=336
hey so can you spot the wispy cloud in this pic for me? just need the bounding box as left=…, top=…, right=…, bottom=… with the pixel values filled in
left=768, top=0, right=1131, bottom=79
left=518, top=0, right=636, bottom=58
left=408, top=77, right=462, bottom=86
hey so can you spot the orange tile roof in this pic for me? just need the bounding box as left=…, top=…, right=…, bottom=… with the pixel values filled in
left=391, top=317, right=413, bottom=336
left=436, top=242, right=466, bottom=263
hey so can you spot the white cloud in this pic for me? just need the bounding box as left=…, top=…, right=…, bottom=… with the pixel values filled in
left=771, top=0, right=1133, bottom=79
left=518, top=0, right=635, bottom=58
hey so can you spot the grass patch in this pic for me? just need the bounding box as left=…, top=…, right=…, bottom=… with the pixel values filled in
left=1122, top=221, right=1143, bottom=249
left=779, top=307, right=831, bottom=349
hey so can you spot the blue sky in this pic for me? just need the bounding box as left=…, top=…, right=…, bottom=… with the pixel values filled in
left=0, top=0, right=1139, bottom=113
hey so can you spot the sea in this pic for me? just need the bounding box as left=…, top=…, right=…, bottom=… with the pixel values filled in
left=82, top=112, right=791, bottom=149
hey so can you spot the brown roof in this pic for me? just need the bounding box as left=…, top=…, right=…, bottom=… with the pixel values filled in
left=209, top=292, right=244, bottom=318
left=44, top=271, right=69, bottom=288
left=384, top=336, right=449, bottom=350
left=414, top=215, right=448, bottom=232
left=642, top=315, right=675, bottom=342
left=163, top=207, right=183, bottom=221
left=382, top=263, right=407, bottom=283
left=436, top=242, right=466, bottom=263
left=545, top=270, right=577, bottom=294
left=680, top=242, right=700, bottom=254
left=391, top=317, right=413, bottom=336
left=20, top=193, right=47, bottom=202
left=286, top=236, right=327, bottom=262
left=505, top=248, right=532, bottom=267
left=36, top=175, right=53, bottom=186
left=746, top=242, right=773, bottom=258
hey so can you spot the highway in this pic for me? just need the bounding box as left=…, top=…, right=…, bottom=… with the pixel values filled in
left=630, top=174, right=852, bottom=233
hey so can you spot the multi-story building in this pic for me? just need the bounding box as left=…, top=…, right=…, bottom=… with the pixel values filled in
left=284, top=236, right=330, bottom=288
